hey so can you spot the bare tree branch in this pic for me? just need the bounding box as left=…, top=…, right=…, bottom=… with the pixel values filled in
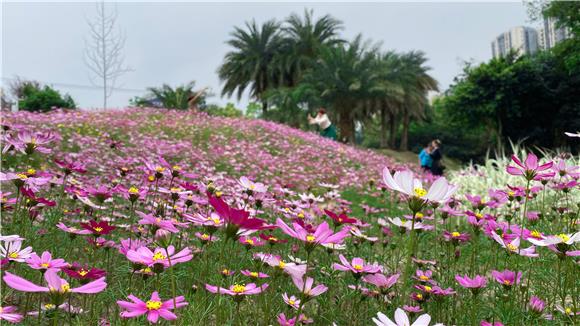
left=84, top=1, right=132, bottom=108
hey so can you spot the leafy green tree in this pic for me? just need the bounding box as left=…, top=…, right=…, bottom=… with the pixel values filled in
left=18, top=84, right=76, bottom=112
left=205, top=103, right=243, bottom=118
left=218, top=19, right=284, bottom=114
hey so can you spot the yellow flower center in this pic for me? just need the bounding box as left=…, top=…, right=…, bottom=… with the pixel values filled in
left=232, top=284, right=246, bottom=293
left=353, top=264, right=363, bottom=271
left=508, top=191, right=515, bottom=196
left=414, top=187, right=427, bottom=197
left=475, top=213, right=483, bottom=219
left=201, top=234, right=210, bottom=240
left=8, top=252, right=18, bottom=259
left=94, top=227, right=103, bottom=233
left=146, top=300, right=162, bottom=310
left=416, top=293, right=423, bottom=299
left=506, top=243, right=517, bottom=252
left=170, top=187, right=181, bottom=193
left=503, top=280, right=511, bottom=285
left=148, top=175, right=155, bottom=182
left=41, top=263, right=50, bottom=268
left=452, top=232, right=461, bottom=237
left=250, top=272, right=259, bottom=277
left=155, top=166, right=165, bottom=173
left=78, top=269, right=88, bottom=277
left=211, top=218, right=221, bottom=225
left=424, top=286, right=432, bottom=292
left=306, top=235, right=316, bottom=242
left=16, top=173, right=28, bottom=180
left=419, top=275, right=429, bottom=281
left=284, top=207, right=290, bottom=212
left=152, top=252, right=166, bottom=261
left=298, top=212, right=305, bottom=219
left=558, top=234, right=570, bottom=242
left=215, top=191, right=223, bottom=197
left=278, top=261, right=286, bottom=269
left=44, top=303, right=56, bottom=310
left=60, top=284, right=70, bottom=293
left=128, top=187, right=139, bottom=194
left=172, top=165, right=181, bottom=171
left=27, top=168, right=36, bottom=175
left=269, top=236, right=278, bottom=241
left=289, top=299, right=295, bottom=305
left=245, top=239, right=254, bottom=245
left=530, top=230, right=542, bottom=239
left=565, top=307, right=572, bottom=314
left=249, top=184, right=256, bottom=190
left=142, top=268, right=152, bottom=273
left=222, top=269, right=230, bottom=275
left=416, top=212, right=424, bottom=219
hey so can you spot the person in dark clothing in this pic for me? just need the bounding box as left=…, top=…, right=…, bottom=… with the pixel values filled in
left=429, top=139, right=445, bottom=176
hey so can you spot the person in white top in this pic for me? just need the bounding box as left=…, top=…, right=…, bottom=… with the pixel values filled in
left=308, top=108, right=337, bottom=140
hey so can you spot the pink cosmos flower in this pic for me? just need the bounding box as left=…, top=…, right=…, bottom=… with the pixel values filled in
left=3, top=270, right=106, bottom=294
left=117, top=291, right=188, bottom=324
left=239, top=236, right=265, bottom=248
left=209, top=194, right=268, bottom=235
left=276, top=218, right=350, bottom=248
left=137, top=212, right=180, bottom=233
left=413, top=270, right=435, bottom=284
left=291, top=276, right=327, bottom=297
left=491, top=269, right=522, bottom=287
left=55, top=158, right=87, bottom=175
left=56, top=222, right=92, bottom=235
left=506, top=153, right=554, bottom=181
left=238, top=176, right=267, bottom=193
left=527, top=232, right=580, bottom=247
left=443, top=231, right=471, bottom=244
left=382, top=168, right=456, bottom=204
left=552, top=160, right=580, bottom=178
left=282, top=293, right=301, bottom=310
left=529, top=296, right=545, bottom=313
left=373, top=308, right=431, bottom=326
left=455, top=274, right=487, bottom=289
left=126, top=246, right=192, bottom=269
left=332, top=254, right=382, bottom=274
left=205, top=283, right=268, bottom=296
left=277, top=313, right=310, bottom=326
left=0, top=306, right=24, bottom=323
left=362, top=273, right=400, bottom=290
left=26, top=251, right=67, bottom=272
left=80, top=219, right=116, bottom=236
left=240, top=269, right=269, bottom=279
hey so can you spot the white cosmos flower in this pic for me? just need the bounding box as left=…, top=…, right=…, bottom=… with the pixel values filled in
left=238, top=176, right=267, bottom=193
left=382, top=168, right=456, bottom=204
left=373, top=308, right=431, bottom=326
left=388, top=217, right=426, bottom=230
left=528, top=232, right=580, bottom=247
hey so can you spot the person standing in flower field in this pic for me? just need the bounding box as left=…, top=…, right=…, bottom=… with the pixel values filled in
left=308, top=108, right=337, bottom=140
left=429, top=139, right=445, bottom=176
left=418, top=142, right=434, bottom=173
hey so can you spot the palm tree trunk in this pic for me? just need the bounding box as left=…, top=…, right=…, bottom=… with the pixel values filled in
left=338, top=112, right=354, bottom=144
left=400, top=109, right=409, bottom=150
left=261, top=100, right=268, bottom=115
left=388, top=112, right=396, bottom=149
left=380, top=106, right=388, bottom=148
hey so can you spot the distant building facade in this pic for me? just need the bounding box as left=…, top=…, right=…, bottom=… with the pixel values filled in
left=492, top=19, right=571, bottom=58
left=491, top=26, right=539, bottom=58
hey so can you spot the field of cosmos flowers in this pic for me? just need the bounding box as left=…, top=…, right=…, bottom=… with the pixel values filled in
left=0, top=109, right=579, bottom=326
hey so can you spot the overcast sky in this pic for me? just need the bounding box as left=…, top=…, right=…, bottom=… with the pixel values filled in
left=2, top=1, right=534, bottom=109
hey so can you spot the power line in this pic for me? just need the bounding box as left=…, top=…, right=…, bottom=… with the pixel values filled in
left=1, top=76, right=146, bottom=93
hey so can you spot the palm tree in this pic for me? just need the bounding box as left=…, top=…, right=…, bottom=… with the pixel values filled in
left=398, top=51, right=438, bottom=150
left=218, top=19, right=284, bottom=114
left=132, top=81, right=206, bottom=110
left=301, top=35, right=382, bottom=143
left=279, top=10, right=344, bottom=86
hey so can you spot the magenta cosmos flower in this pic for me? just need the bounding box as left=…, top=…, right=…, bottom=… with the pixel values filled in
left=117, top=291, right=188, bottom=324
left=491, top=269, right=522, bottom=287
left=209, top=194, right=268, bottom=237
left=332, top=254, right=382, bottom=275
left=80, top=219, right=116, bottom=236
left=362, top=273, right=400, bottom=291
left=26, top=251, right=67, bottom=272
left=276, top=218, right=350, bottom=249
left=506, top=153, right=554, bottom=181
left=455, top=274, right=487, bottom=291
left=3, top=270, right=106, bottom=294
left=0, top=306, right=23, bottom=324
left=206, top=283, right=268, bottom=296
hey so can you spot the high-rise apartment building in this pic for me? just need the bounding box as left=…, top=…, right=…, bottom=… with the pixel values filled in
left=491, top=26, right=539, bottom=58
